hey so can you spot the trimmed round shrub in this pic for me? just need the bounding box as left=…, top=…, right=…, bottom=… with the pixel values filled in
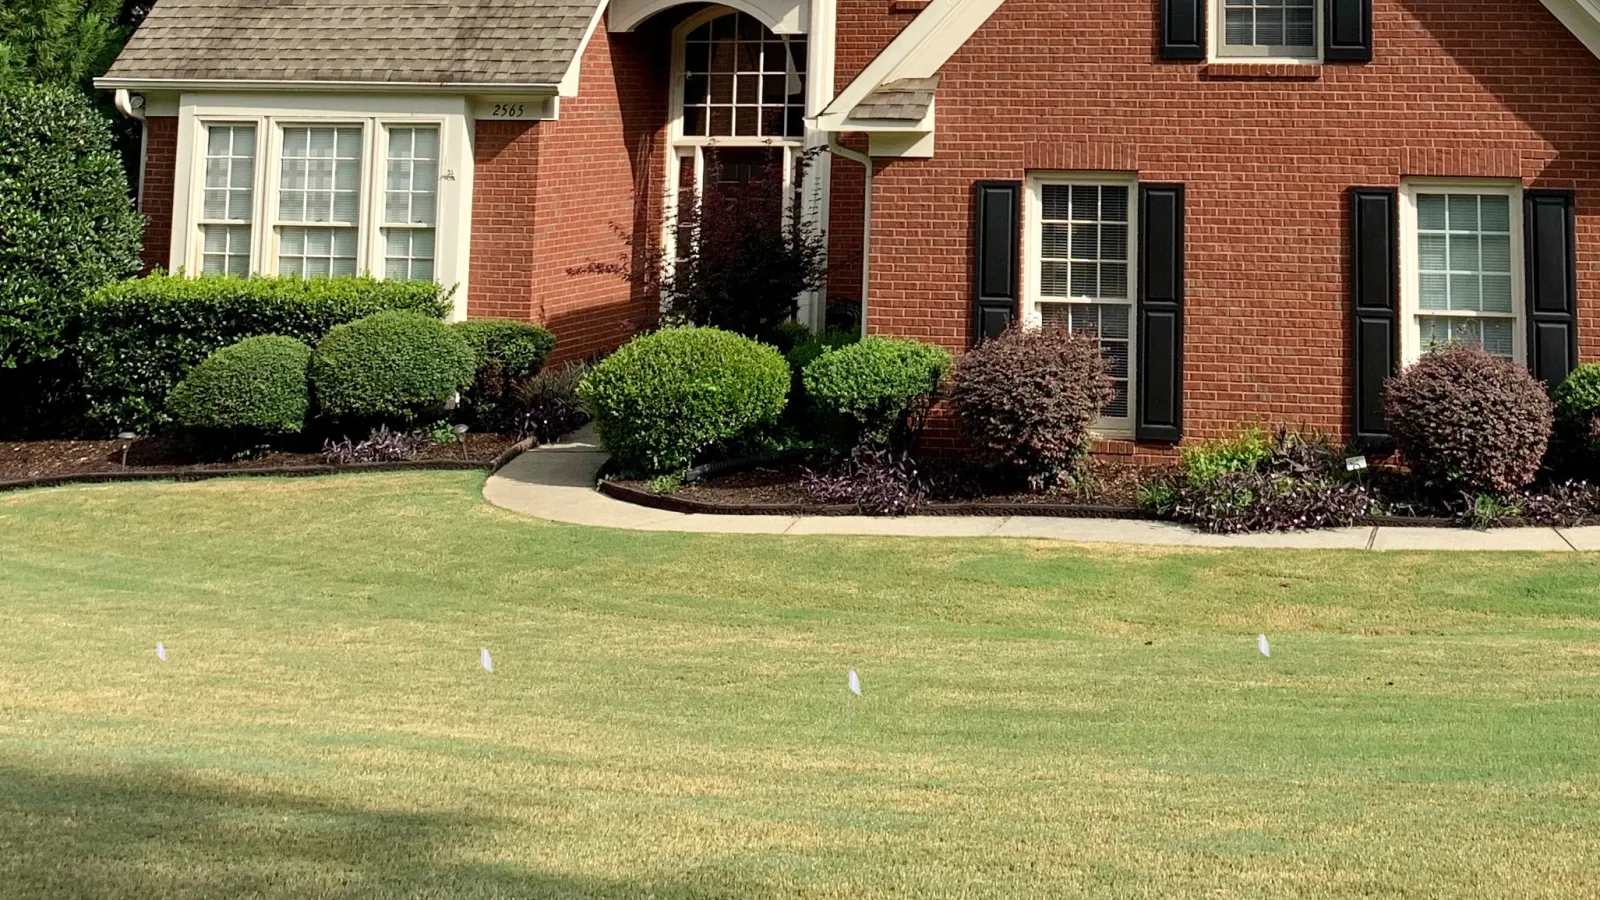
left=786, top=330, right=859, bottom=376
left=454, top=318, right=557, bottom=431
left=1553, top=362, right=1600, bottom=442
left=1382, top=345, right=1553, bottom=494
left=310, top=311, right=475, bottom=423
left=1, top=85, right=143, bottom=369
left=802, top=336, right=951, bottom=446
left=949, top=327, right=1111, bottom=483
left=166, top=336, right=313, bottom=435
left=578, top=326, right=789, bottom=474
left=767, top=320, right=813, bottom=355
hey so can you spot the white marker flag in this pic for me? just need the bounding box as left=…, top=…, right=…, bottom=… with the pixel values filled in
left=1258, top=634, right=1271, bottom=658
left=156, top=641, right=167, bottom=662
left=480, top=647, right=494, bottom=673
left=848, top=669, right=861, bottom=696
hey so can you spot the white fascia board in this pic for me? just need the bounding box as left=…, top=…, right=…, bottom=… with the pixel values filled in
left=95, top=77, right=561, bottom=95
left=559, top=0, right=612, bottom=97
left=1539, top=0, right=1600, bottom=59
left=814, top=0, right=1003, bottom=130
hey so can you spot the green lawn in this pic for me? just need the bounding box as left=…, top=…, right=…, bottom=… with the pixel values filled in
left=2, top=472, right=1599, bottom=898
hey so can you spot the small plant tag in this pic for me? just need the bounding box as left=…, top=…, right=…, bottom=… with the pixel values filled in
left=1344, top=455, right=1369, bottom=472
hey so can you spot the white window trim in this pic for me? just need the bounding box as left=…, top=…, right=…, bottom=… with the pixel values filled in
left=1398, top=178, right=1526, bottom=366
left=662, top=6, right=807, bottom=295
left=1022, top=171, right=1139, bottom=440
left=1209, top=0, right=1323, bottom=64
left=172, top=93, right=473, bottom=320
left=265, top=119, right=375, bottom=279
left=195, top=121, right=259, bottom=277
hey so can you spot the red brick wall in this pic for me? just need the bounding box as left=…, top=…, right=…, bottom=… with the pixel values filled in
left=531, top=26, right=669, bottom=365
left=468, top=22, right=670, bottom=365
left=139, top=116, right=177, bottom=274
left=469, top=120, right=542, bottom=322
left=846, top=0, right=1600, bottom=444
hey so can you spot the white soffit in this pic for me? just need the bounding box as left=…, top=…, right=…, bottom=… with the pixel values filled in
left=609, top=0, right=808, bottom=33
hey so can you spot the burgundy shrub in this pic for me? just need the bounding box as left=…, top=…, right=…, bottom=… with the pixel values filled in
left=1381, top=345, right=1553, bottom=494
left=949, top=326, right=1112, bottom=485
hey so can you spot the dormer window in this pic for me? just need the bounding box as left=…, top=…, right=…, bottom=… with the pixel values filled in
left=1215, top=0, right=1319, bottom=61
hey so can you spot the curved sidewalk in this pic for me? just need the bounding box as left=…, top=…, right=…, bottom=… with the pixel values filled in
left=484, top=431, right=1599, bottom=551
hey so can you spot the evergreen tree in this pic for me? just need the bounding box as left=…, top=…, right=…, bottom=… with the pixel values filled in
left=0, top=0, right=146, bottom=95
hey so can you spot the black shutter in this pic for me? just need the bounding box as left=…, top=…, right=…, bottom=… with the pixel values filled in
left=1137, top=184, right=1185, bottom=442
left=1160, top=0, right=1205, bottom=60
left=1324, top=0, right=1373, bottom=63
left=972, top=181, right=1020, bottom=343
left=1525, top=189, right=1578, bottom=388
left=1349, top=187, right=1398, bottom=446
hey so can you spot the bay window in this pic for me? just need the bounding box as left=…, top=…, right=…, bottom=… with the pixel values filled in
left=199, top=124, right=256, bottom=276
left=179, top=107, right=463, bottom=297
left=275, top=125, right=363, bottom=277
left=383, top=126, right=440, bottom=282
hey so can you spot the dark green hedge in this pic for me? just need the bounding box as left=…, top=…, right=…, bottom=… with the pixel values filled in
left=166, top=335, right=313, bottom=436
left=310, top=310, right=476, bottom=424
left=455, top=318, right=556, bottom=431
left=0, top=84, right=143, bottom=370
left=78, top=274, right=451, bottom=432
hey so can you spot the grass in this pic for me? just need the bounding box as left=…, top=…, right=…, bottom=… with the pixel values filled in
left=1, top=471, right=1599, bottom=898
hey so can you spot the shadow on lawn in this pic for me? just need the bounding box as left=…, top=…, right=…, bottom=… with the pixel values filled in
left=0, top=762, right=734, bottom=899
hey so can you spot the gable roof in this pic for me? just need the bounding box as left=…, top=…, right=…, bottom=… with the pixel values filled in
left=101, top=0, right=606, bottom=89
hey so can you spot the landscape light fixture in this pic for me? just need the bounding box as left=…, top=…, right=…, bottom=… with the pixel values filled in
left=117, top=432, right=137, bottom=468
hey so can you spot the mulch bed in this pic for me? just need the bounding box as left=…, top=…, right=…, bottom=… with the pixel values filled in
left=0, top=433, right=522, bottom=484
left=606, top=456, right=1179, bottom=519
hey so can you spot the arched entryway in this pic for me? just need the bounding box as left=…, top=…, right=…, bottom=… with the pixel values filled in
left=664, top=8, right=810, bottom=265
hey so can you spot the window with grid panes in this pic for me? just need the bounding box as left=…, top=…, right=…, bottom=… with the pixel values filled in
left=1219, top=0, right=1318, bottom=58
left=1036, top=182, right=1134, bottom=425
left=200, top=124, right=255, bottom=276
left=277, top=125, right=362, bottom=277
left=1414, top=192, right=1517, bottom=357
left=383, top=126, right=439, bottom=282
left=680, top=11, right=806, bottom=139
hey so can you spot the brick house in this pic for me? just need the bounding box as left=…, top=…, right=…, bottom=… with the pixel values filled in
left=100, top=0, right=1600, bottom=450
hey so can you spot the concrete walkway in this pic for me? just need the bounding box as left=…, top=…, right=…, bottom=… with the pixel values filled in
left=484, top=430, right=1599, bottom=551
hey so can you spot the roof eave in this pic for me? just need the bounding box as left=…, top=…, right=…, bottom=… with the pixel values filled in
left=93, top=76, right=564, bottom=94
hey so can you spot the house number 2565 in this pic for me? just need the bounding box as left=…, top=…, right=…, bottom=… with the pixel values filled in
left=492, top=104, right=526, bottom=118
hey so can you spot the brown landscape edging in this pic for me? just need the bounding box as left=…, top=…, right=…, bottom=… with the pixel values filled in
left=598, top=479, right=1539, bottom=528
left=0, top=437, right=536, bottom=495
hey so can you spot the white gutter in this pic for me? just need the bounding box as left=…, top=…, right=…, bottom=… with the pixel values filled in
left=828, top=134, right=872, bottom=335
left=94, top=77, right=562, bottom=94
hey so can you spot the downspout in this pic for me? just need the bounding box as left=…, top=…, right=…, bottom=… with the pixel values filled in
left=827, top=134, right=871, bottom=336
left=113, top=89, right=148, bottom=211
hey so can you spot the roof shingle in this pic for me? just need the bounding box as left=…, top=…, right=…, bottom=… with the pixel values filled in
left=104, top=0, right=604, bottom=86
left=849, top=77, right=938, bottom=122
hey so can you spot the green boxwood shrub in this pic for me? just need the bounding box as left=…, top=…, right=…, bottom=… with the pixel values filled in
left=786, top=329, right=859, bottom=376
left=0, top=85, right=143, bottom=371
left=78, top=274, right=451, bottom=432
left=578, top=326, right=788, bottom=474
left=802, top=336, right=951, bottom=447
left=310, top=311, right=476, bottom=423
left=165, top=336, right=312, bottom=436
left=1553, top=362, right=1600, bottom=445
left=454, top=318, right=556, bottom=431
